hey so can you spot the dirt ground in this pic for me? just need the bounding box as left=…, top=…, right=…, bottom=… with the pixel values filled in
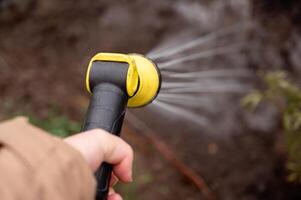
left=1, top=0, right=301, bottom=199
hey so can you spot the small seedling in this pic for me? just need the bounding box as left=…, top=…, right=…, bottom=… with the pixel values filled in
left=242, top=71, right=301, bottom=182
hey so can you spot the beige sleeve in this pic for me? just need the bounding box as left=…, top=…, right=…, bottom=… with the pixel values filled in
left=0, top=117, right=96, bottom=200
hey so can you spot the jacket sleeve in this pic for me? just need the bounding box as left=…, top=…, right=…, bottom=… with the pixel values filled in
left=0, top=117, right=96, bottom=200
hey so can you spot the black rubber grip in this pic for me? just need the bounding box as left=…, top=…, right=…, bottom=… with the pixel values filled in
left=82, top=83, right=128, bottom=200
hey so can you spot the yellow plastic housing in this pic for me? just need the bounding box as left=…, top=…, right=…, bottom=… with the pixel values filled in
left=86, top=53, right=160, bottom=108
left=128, top=54, right=160, bottom=108
left=86, top=53, right=139, bottom=97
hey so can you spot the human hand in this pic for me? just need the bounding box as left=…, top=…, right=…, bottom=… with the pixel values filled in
left=64, top=129, right=134, bottom=200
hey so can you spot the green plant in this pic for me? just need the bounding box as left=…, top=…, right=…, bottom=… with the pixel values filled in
left=242, top=71, right=301, bottom=182
left=29, top=110, right=81, bottom=138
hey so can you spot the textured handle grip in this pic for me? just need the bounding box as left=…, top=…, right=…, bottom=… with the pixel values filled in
left=82, top=83, right=128, bottom=200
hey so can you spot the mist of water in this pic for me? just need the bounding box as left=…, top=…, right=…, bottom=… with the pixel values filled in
left=157, top=43, right=242, bottom=70
left=144, top=23, right=253, bottom=127
left=148, top=23, right=244, bottom=60
left=152, top=100, right=208, bottom=126
left=162, top=69, right=252, bottom=79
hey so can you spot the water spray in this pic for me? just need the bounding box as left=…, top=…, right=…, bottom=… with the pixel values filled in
left=82, top=53, right=161, bottom=200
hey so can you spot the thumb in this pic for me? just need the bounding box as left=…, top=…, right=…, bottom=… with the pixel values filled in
left=64, top=129, right=134, bottom=183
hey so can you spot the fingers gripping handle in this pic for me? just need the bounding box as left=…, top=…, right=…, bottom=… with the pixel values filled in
left=82, top=83, right=128, bottom=200
left=95, top=163, right=113, bottom=200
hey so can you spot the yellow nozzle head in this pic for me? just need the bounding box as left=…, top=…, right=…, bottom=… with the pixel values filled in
left=86, top=53, right=139, bottom=97
left=127, top=54, right=161, bottom=107
left=86, top=53, right=161, bottom=108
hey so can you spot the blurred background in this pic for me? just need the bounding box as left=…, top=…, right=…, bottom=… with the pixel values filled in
left=1, top=0, right=301, bottom=199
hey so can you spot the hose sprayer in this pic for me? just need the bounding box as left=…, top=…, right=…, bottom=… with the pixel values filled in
left=82, top=53, right=161, bottom=200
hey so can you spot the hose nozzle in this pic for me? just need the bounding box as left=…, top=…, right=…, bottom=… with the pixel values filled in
left=84, top=53, right=161, bottom=200
left=86, top=53, right=161, bottom=108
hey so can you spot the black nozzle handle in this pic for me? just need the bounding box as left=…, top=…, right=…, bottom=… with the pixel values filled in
left=82, top=83, right=128, bottom=200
